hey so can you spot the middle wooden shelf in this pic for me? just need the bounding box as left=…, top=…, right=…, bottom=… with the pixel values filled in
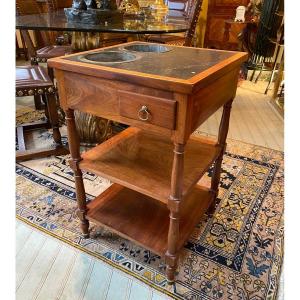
left=80, top=127, right=221, bottom=203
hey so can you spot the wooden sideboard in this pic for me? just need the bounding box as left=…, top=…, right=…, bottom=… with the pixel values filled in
left=204, top=0, right=249, bottom=49
left=222, top=19, right=251, bottom=50
left=49, top=42, right=247, bottom=283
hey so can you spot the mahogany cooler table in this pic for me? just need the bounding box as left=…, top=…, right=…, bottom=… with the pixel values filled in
left=48, top=42, right=247, bottom=283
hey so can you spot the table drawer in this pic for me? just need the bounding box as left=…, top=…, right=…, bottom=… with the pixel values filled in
left=118, top=90, right=177, bottom=130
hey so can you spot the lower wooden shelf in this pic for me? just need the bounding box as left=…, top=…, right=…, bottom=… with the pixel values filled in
left=87, top=183, right=213, bottom=256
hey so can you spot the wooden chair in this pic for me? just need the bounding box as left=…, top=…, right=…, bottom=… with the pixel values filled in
left=17, top=0, right=72, bottom=110
left=16, top=35, right=28, bottom=60
left=167, top=0, right=192, bottom=16
left=16, top=65, right=68, bottom=161
left=147, top=0, right=203, bottom=47
left=45, top=0, right=73, bottom=45
left=46, top=0, right=73, bottom=11
left=16, top=0, right=72, bottom=70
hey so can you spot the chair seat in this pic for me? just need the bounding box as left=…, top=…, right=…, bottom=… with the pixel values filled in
left=165, top=39, right=185, bottom=46
left=147, top=34, right=185, bottom=44
left=36, top=45, right=72, bottom=59
left=16, top=65, right=54, bottom=96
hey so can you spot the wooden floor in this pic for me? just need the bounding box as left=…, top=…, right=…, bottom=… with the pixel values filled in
left=199, top=82, right=284, bottom=151
left=16, top=81, right=284, bottom=300
left=16, top=220, right=172, bottom=300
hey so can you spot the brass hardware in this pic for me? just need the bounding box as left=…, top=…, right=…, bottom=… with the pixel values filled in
left=138, top=105, right=150, bottom=121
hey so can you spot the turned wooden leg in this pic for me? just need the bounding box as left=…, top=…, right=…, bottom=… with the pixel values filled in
left=47, top=66, right=55, bottom=83
left=65, top=109, right=89, bottom=238
left=208, top=99, right=233, bottom=216
left=34, top=95, right=43, bottom=110
left=45, top=93, right=62, bottom=146
left=40, top=95, right=53, bottom=130
left=165, top=143, right=185, bottom=284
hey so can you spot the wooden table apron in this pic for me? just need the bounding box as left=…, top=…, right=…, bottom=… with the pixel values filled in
left=49, top=42, right=247, bottom=283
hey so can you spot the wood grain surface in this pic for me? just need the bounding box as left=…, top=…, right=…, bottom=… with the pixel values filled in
left=87, top=183, right=213, bottom=255
left=51, top=41, right=247, bottom=282
left=80, top=127, right=221, bottom=203
left=119, top=90, right=177, bottom=130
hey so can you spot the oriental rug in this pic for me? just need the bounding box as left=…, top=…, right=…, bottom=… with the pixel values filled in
left=16, top=105, right=45, bottom=126
left=16, top=133, right=284, bottom=300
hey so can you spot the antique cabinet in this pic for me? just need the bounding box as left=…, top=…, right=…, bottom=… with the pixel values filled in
left=204, top=0, right=249, bottom=49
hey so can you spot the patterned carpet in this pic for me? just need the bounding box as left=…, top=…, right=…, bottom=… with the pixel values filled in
left=16, top=129, right=284, bottom=300
left=16, top=105, right=46, bottom=126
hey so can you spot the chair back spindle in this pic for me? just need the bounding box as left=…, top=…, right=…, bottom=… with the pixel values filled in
left=184, top=0, right=203, bottom=46
left=167, top=0, right=191, bottom=16
left=147, top=0, right=203, bottom=47
left=16, top=0, right=52, bottom=49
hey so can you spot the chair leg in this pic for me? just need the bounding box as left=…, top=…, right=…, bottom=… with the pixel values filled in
left=16, top=36, right=21, bottom=59
left=16, top=94, right=69, bottom=162
left=41, top=94, right=50, bottom=120
left=34, top=95, right=44, bottom=110
left=254, top=62, right=264, bottom=83
left=47, top=66, right=55, bottom=83
left=20, top=32, right=28, bottom=61
left=45, top=93, right=62, bottom=146
left=16, top=127, right=26, bottom=151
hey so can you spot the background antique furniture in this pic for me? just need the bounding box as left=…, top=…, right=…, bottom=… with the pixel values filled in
left=147, top=0, right=203, bottom=46
left=16, top=1, right=73, bottom=81
left=31, top=0, right=74, bottom=44
left=247, top=0, right=284, bottom=82
left=222, top=19, right=249, bottom=50
left=46, top=0, right=73, bottom=10
left=204, top=0, right=249, bottom=49
left=16, top=65, right=68, bottom=161
left=16, top=0, right=72, bottom=47
left=167, top=0, right=191, bottom=14
left=49, top=41, right=247, bottom=283
left=65, top=0, right=130, bottom=50
left=16, top=0, right=46, bottom=59
left=16, top=6, right=189, bottom=37
left=16, top=35, right=28, bottom=60
left=16, top=0, right=73, bottom=113
left=16, top=7, right=189, bottom=145
left=16, top=1, right=72, bottom=65
left=45, top=0, right=74, bottom=45
left=264, top=17, right=284, bottom=95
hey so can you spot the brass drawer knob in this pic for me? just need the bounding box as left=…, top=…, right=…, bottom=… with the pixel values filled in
left=138, top=105, right=150, bottom=121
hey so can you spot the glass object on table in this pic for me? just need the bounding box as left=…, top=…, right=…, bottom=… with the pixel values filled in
left=119, top=0, right=140, bottom=14
left=150, top=0, right=168, bottom=16
left=145, top=0, right=169, bottom=29
left=16, top=8, right=189, bottom=144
